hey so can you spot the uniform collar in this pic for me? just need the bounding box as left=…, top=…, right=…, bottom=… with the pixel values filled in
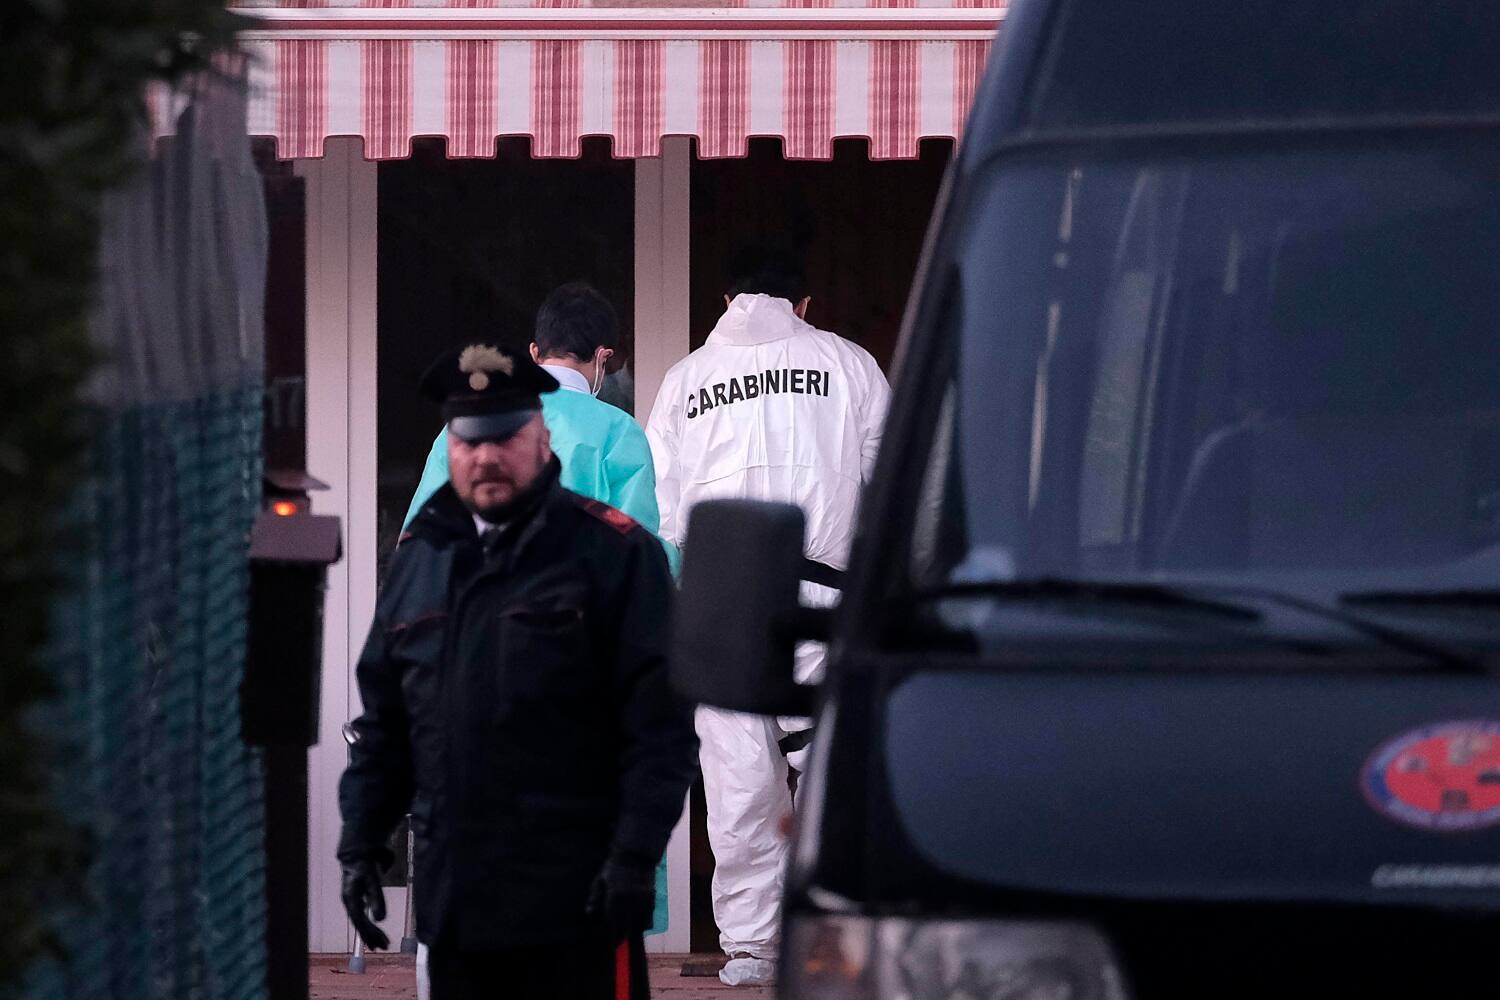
left=706, top=294, right=812, bottom=347
left=540, top=363, right=591, bottom=395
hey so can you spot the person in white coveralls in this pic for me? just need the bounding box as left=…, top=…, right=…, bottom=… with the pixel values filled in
left=645, top=247, right=889, bottom=987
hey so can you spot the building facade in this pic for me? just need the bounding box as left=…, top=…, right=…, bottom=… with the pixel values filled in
left=175, top=0, right=1004, bottom=954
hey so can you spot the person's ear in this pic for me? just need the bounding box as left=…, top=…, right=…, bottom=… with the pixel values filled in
left=724, top=294, right=733, bottom=309
left=795, top=297, right=811, bottom=320
left=529, top=343, right=542, bottom=363
left=597, top=347, right=615, bottom=371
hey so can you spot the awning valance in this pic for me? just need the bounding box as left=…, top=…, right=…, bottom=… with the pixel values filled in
left=211, top=3, right=1004, bottom=160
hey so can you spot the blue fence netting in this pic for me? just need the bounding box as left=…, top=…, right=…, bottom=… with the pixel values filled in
left=24, top=56, right=271, bottom=1000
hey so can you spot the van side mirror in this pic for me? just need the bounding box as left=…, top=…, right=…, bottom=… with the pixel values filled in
left=672, top=500, right=826, bottom=716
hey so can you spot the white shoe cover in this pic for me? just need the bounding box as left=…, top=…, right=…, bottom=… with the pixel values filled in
left=719, top=957, right=777, bottom=987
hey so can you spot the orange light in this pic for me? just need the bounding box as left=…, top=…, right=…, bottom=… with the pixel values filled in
left=271, top=500, right=299, bottom=517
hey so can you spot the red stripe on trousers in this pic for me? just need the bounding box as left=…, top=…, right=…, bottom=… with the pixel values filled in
left=615, top=942, right=630, bottom=1000
left=277, top=40, right=327, bottom=159
left=361, top=40, right=412, bottom=159
left=447, top=39, right=498, bottom=157
left=532, top=40, right=582, bottom=157
left=698, top=40, right=748, bottom=158
left=614, top=40, right=663, bottom=158
left=783, top=40, right=833, bottom=159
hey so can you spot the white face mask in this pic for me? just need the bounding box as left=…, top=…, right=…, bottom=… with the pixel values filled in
left=590, top=349, right=607, bottom=397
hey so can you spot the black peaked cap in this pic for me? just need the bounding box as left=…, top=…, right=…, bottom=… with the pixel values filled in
left=420, top=343, right=559, bottom=442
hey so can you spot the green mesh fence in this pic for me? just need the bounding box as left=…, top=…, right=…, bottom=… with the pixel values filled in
left=23, top=63, right=270, bottom=1000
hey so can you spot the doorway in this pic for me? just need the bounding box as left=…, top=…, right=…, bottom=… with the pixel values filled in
left=376, top=136, right=636, bottom=564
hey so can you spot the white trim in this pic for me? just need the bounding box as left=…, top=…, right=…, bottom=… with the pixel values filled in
left=634, top=136, right=692, bottom=433
left=634, top=137, right=694, bottom=954
left=579, top=39, right=615, bottom=138
left=748, top=40, right=786, bottom=137
left=325, top=41, right=364, bottom=138
left=240, top=28, right=996, bottom=41
left=495, top=41, right=534, bottom=138
left=411, top=40, right=448, bottom=136
left=303, top=137, right=381, bottom=956
left=919, top=39, right=957, bottom=138
left=661, top=41, right=701, bottom=138
left=233, top=5, right=1003, bottom=41
left=234, top=6, right=1004, bottom=23
left=244, top=39, right=278, bottom=136
left=833, top=40, right=871, bottom=139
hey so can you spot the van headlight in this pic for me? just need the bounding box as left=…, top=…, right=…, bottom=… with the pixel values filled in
left=784, top=915, right=1130, bottom=1000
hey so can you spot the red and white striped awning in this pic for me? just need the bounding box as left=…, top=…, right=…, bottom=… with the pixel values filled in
left=214, top=2, right=1003, bottom=160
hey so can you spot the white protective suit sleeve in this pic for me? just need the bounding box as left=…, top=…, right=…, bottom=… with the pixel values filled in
left=645, top=372, right=685, bottom=549
left=857, top=353, right=892, bottom=482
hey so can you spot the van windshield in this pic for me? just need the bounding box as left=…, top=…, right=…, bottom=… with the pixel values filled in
left=909, top=135, right=1500, bottom=602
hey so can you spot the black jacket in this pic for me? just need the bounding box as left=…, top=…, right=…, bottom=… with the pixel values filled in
left=337, top=461, right=697, bottom=949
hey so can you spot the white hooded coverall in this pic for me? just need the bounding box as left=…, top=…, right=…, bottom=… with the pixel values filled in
left=646, top=293, right=889, bottom=965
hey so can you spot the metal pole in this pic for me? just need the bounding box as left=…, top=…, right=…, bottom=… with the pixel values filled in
left=342, top=723, right=367, bottom=975
left=401, top=819, right=417, bottom=954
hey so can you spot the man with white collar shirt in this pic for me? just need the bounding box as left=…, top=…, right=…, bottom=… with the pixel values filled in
left=404, top=283, right=675, bottom=571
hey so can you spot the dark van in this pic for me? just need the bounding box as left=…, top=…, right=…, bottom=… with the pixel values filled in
left=672, top=0, right=1500, bottom=996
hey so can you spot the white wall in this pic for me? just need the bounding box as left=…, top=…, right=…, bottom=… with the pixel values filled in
left=634, top=136, right=693, bottom=431
left=302, top=137, right=383, bottom=954
left=634, top=135, right=694, bottom=954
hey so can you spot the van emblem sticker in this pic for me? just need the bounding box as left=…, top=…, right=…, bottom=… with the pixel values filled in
left=1361, top=721, right=1500, bottom=832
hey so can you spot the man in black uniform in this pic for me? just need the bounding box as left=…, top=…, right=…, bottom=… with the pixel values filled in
left=338, top=342, right=697, bottom=999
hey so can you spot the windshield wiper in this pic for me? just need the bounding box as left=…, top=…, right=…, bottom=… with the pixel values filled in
left=909, top=578, right=1261, bottom=621
left=909, top=578, right=1487, bottom=673
left=1196, top=585, right=1488, bottom=674
left=1343, top=587, right=1500, bottom=609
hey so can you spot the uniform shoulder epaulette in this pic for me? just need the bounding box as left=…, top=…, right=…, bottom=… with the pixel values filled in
left=577, top=497, right=639, bottom=536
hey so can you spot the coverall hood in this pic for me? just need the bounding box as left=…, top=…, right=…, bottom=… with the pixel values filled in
left=712, top=294, right=808, bottom=346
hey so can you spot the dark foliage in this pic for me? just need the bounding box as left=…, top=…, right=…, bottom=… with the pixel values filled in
left=0, top=0, right=239, bottom=989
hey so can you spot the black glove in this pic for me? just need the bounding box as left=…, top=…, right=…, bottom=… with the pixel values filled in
left=586, top=855, right=656, bottom=942
left=341, top=858, right=390, bottom=950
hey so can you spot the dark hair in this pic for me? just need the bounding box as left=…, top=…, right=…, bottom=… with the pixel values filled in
left=727, top=245, right=808, bottom=303
left=534, top=282, right=620, bottom=360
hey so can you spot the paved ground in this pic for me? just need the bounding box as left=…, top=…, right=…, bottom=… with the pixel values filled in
left=310, top=953, right=774, bottom=1000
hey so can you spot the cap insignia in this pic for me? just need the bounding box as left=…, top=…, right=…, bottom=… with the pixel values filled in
left=458, top=344, right=514, bottom=391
